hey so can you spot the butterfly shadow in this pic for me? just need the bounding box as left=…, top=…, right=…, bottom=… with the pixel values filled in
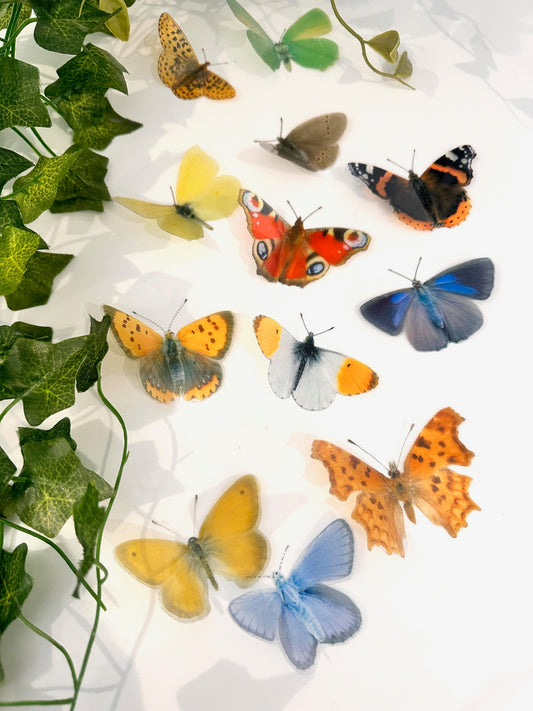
left=177, top=660, right=306, bottom=711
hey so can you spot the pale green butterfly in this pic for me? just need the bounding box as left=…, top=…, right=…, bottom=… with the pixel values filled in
left=227, top=0, right=339, bottom=72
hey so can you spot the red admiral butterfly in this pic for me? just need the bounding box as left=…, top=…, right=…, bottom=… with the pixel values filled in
left=348, top=145, right=476, bottom=230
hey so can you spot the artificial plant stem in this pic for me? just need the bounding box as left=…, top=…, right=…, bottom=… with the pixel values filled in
left=69, top=369, right=129, bottom=711
left=1, top=519, right=104, bottom=608
left=0, top=697, right=73, bottom=707
left=18, top=612, right=78, bottom=690
left=9, top=128, right=43, bottom=158
left=30, top=128, right=57, bottom=157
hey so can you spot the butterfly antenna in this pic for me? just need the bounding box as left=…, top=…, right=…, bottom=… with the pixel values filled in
left=411, top=148, right=416, bottom=172
left=413, top=256, right=423, bottom=281
left=168, top=299, right=188, bottom=331
left=299, top=312, right=334, bottom=337
left=278, top=544, right=290, bottom=572
left=286, top=200, right=299, bottom=220
left=279, top=116, right=284, bottom=137
left=302, top=206, right=322, bottom=223
left=132, top=311, right=164, bottom=332
left=169, top=185, right=177, bottom=205
left=397, top=423, right=415, bottom=464
left=192, top=493, right=199, bottom=534
left=347, top=439, right=387, bottom=470
left=152, top=519, right=180, bottom=537
left=386, top=157, right=409, bottom=174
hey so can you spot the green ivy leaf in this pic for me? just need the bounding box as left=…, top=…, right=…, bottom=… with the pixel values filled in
left=8, top=322, right=54, bottom=344
left=45, top=43, right=129, bottom=98
left=101, top=0, right=130, bottom=41
left=0, top=543, right=33, bottom=681
left=31, top=0, right=112, bottom=55
left=0, top=57, right=51, bottom=131
left=73, top=481, right=106, bottom=596
left=0, top=445, right=16, bottom=502
left=0, top=334, right=93, bottom=424
left=76, top=314, right=110, bottom=393
left=16, top=437, right=113, bottom=537
left=0, top=227, right=40, bottom=296
left=394, top=50, right=413, bottom=78
left=50, top=147, right=111, bottom=213
left=5, top=250, right=74, bottom=310
left=53, top=92, right=142, bottom=150
left=0, top=3, right=32, bottom=31
left=367, top=30, right=400, bottom=63
left=11, top=145, right=82, bottom=223
left=0, top=148, right=34, bottom=192
left=18, top=417, right=77, bottom=450
left=0, top=201, right=39, bottom=240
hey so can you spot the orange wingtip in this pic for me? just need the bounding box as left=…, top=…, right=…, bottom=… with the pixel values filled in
left=253, top=316, right=282, bottom=358
left=336, top=358, right=379, bottom=395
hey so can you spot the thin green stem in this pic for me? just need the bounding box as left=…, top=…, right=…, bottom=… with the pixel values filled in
left=0, top=398, right=19, bottom=424
left=18, top=612, right=78, bottom=690
left=1, top=519, right=104, bottom=609
left=69, top=368, right=129, bottom=711
left=30, top=128, right=57, bottom=157
left=329, top=0, right=415, bottom=89
left=8, top=128, right=43, bottom=158
left=0, top=698, right=73, bottom=707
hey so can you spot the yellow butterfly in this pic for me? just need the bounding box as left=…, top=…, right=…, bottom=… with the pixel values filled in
left=114, top=145, right=241, bottom=240
left=157, top=12, right=236, bottom=100
left=115, top=475, right=269, bottom=620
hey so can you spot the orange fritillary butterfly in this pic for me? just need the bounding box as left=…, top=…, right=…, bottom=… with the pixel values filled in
left=157, top=13, right=236, bottom=100
left=311, top=407, right=480, bottom=556
left=104, top=305, right=234, bottom=403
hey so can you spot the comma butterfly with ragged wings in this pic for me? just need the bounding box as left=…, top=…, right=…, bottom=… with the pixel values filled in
left=348, top=145, right=476, bottom=230
left=311, top=407, right=480, bottom=556
left=238, top=190, right=371, bottom=287
left=157, top=12, right=235, bottom=100
left=103, top=305, right=234, bottom=403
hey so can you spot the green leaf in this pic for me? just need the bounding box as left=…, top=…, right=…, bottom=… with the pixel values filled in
left=0, top=543, right=33, bottom=680
left=0, top=3, right=32, bottom=31
left=31, top=0, right=112, bottom=55
left=101, top=0, right=130, bottom=41
left=73, top=482, right=105, bottom=596
left=76, top=314, right=110, bottom=393
left=0, top=57, right=51, bottom=131
left=17, top=437, right=113, bottom=537
left=0, top=200, right=39, bottom=239
left=367, top=30, right=400, bottom=63
left=0, top=227, right=40, bottom=296
left=11, top=145, right=82, bottom=223
left=394, top=51, right=413, bottom=78
left=5, top=250, right=74, bottom=310
left=50, top=147, right=110, bottom=213
left=0, top=148, right=33, bottom=192
left=45, top=43, right=129, bottom=98
left=8, top=322, right=54, bottom=343
left=53, top=92, right=142, bottom=150
left=18, top=417, right=77, bottom=450
left=0, top=334, right=93, bottom=424
left=0, top=446, right=16, bottom=504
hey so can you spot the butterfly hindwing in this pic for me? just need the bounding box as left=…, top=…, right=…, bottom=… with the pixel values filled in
left=312, top=407, right=480, bottom=556
left=360, top=258, right=495, bottom=351
left=157, top=12, right=235, bottom=100
left=348, top=145, right=476, bottom=229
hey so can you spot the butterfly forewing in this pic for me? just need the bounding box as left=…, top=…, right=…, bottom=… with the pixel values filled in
left=104, top=306, right=163, bottom=358
left=177, top=311, right=234, bottom=358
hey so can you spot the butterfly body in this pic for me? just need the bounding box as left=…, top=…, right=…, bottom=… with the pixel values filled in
left=227, top=2, right=338, bottom=72
left=229, top=519, right=361, bottom=670
left=157, top=13, right=235, bottom=100
left=258, top=113, right=347, bottom=171
left=239, top=190, right=370, bottom=287
left=254, top=315, right=378, bottom=411
left=312, top=407, right=480, bottom=556
left=104, top=306, right=234, bottom=403
left=115, top=145, right=240, bottom=240
left=348, top=145, right=476, bottom=230
left=360, top=257, right=495, bottom=351
left=116, top=475, right=268, bottom=620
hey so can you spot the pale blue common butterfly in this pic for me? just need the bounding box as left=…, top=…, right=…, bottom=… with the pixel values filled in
left=360, top=257, right=495, bottom=351
left=228, top=518, right=361, bottom=670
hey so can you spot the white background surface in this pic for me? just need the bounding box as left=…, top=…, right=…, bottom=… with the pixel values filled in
left=2, top=0, right=533, bottom=709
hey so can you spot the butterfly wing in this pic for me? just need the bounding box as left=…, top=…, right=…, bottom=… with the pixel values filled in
left=290, top=519, right=354, bottom=590
left=177, top=311, right=234, bottom=359
left=311, top=441, right=406, bottom=556
left=360, top=287, right=415, bottom=336
left=420, top=145, right=476, bottom=228
left=282, top=113, right=347, bottom=170
left=299, top=583, right=362, bottom=644
left=157, top=13, right=203, bottom=99
left=278, top=605, right=318, bottom=670
left=227, top=0, right=280, bottom=70
left=115, top=539, right=210, bottom=619
left=253, top=315, right=302, bottom=399
left=292, top=346, right=378, bottom=411
left=198, top=475, right=268, bottom=586
left=282, top=9, right=338, bottom=71
left=229, top=589, right=282, bottom=640
left=103, top=305, right=163, bottom=358
left=114, top=196, right=204, bottom=240
left=402, top=407, right=480, bottom=536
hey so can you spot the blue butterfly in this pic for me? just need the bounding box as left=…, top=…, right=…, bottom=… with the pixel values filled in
left=360, top=257, right=495, bottom=351
left=228, top=518, right=361, bottom=670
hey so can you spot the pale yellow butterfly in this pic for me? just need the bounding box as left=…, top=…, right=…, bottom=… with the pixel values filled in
left=114, top=145, right=240, bottom=240
left=115, top=475, right=269, bottom=620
